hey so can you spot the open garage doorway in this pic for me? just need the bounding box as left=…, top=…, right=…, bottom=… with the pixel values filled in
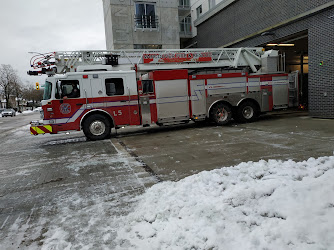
left=263, top=31, right=308, bottom=109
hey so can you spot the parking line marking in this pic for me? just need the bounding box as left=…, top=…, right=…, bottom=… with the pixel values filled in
left=113, top=139, right=163, bottom=183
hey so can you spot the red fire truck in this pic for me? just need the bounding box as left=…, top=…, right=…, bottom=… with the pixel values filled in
left=28, top=48, right=298, bottom=140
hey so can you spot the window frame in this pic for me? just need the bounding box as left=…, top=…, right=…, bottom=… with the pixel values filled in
left=105, top=78, right=125, bottom=96
left=55, top=80, right=81, bottom=99
left=196, top=5, right=202, bottom=18
left=134, top=2, right=157, bottom=29
left=43, top=81, right=53, bottom=100
left=135, top=2, right=156, bottom=17
left=208, top=0, right=216, bottom=9
left=134, top=44, right=162, bottom=49
left=142, top=80, right=154, bottom=94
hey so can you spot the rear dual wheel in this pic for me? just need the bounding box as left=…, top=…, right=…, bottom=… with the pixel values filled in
left=236, top=101, right=259, bottom=123
left=210, top=103, right=232, bottom=125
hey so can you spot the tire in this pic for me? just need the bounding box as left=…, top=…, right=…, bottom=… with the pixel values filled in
left=236, top=101, right=259, bottom=123
left=210, top=103, right=232, bottom=125
left=83, top=114, right=111, bottom=141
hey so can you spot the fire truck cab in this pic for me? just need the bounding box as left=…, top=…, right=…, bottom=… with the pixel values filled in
left=38, top=69, right=140, bottom=140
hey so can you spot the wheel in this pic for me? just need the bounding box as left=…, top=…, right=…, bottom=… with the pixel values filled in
left=83, top=114, right=111, bottom=141
left=236, top=101, right=259, bottom=123
left=210, top=103, right=232, bottom=125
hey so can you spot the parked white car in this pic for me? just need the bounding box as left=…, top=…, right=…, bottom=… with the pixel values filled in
left=2, top=109, right=16, bottom=117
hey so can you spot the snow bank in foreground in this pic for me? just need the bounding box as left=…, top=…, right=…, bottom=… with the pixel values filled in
left=115, top=157, right=334, bottom=250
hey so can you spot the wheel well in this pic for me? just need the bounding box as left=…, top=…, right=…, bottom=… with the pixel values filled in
left=80, top=110, right=114, bottom=130
left=237, top=99, right=260, bottom=111
left=208, top=100, right=233, bottom=117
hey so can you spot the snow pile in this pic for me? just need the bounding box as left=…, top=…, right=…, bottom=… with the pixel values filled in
left=15, top=108, right=40, bottom=116
left=13, top=124, right=31, bottom=136
left=33, top=107, right=42, bottom=112
left=21, top=110, right=34, bottom=115
left=115, top=157, right=334, bottom=249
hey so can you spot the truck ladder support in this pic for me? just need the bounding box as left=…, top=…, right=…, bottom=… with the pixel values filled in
left=28, top=48, right=266, bottom=75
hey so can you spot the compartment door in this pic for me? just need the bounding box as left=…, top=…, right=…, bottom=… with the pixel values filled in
left=272, top=76, right=289, bottom=109
left=90, top=78, right=104, bottom=102
left=139, top=96, right=152, bottom=125
left=155, top=79, right=189, bottom=122
left=190, top=79, right=206, bottom=118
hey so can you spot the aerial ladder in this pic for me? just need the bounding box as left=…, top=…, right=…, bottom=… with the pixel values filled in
left=28, top=48, right=283, bottom=76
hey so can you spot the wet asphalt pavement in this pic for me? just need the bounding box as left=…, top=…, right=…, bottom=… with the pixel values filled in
left=0, top=113, right=156, bottom=248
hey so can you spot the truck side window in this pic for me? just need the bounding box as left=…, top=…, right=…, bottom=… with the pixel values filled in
left=142, top=80, right=154, bottom=94
left=55, top=80, right=80, bottom=99
left=105, top=78, right=124, bottom=96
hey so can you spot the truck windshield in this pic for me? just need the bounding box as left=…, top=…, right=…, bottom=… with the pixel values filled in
left=43, top=81, right=52, bottom=100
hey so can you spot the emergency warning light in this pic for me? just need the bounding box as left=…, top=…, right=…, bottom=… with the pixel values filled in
left=36, top=82, right=40, bottom=90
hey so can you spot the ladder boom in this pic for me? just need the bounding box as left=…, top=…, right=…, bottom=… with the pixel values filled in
left=28, top=48, right=268, bottom=75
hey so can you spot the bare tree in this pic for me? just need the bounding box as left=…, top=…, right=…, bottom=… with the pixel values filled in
left=0, top=64, right=21, bottom=108
left=22, top=84, right=43, bottom=108
left=13, top=81, right=24, bottom=111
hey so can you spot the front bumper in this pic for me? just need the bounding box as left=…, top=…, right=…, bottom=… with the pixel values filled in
left=30, top=121, right=53, bottom=135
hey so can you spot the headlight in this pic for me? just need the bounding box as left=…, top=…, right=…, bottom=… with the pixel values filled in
left=40, top=110, right=44, bottom=119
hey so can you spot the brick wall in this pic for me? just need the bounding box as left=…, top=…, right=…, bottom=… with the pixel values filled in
left=308, top=9, right=334, bottom=117
left=196, top=1, right=334, bottom=118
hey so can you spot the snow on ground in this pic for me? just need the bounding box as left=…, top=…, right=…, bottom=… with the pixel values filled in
left=13, top=124, right=31, bottom=136
left=39, top=156, right=334, bottom=249
left=21, top=110, right=34, bottom=115
left=14, top=107, right=41, bottom=116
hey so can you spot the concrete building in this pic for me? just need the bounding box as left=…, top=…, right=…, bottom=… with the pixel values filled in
left=192, top=0, right=334, bottom=118
left=102, top=0, right=181, bottom=49
left=179, top=0, right=193, bottom=48
left=102, top=0, right=334, bottom=118
left=187, top=0, right=220, bottom=38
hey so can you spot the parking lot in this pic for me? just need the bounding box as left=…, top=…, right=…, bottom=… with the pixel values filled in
left=114, top=110, right=334, bottom=181
left=1, top=110, right=334, bottom=248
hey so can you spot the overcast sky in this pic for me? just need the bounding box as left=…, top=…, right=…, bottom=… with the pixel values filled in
left=0, top=0, right=106, bottom=85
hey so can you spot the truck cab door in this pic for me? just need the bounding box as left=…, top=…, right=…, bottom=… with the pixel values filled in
left=52, top=79, right=83, bottom=125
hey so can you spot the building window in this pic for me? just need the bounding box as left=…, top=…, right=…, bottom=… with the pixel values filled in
left=208, top=0, right=216, bottom=9
left=135, top=2, right=158, bottom=29
left=179, top=0, right=190, bottom=8
left=180, top=15, right=192, bottom=36
left=134, top=44, right=162, bottom=49
left=105, top=78, right=124, bottom=96
left=196, top=5, right=202, bottom=18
